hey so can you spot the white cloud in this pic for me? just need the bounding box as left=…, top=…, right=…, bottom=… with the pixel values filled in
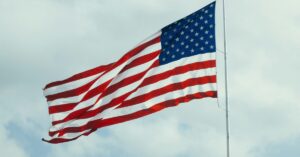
left=0, top=0, right=299, bottom=157
left=0, top=127, right=28, bottom=157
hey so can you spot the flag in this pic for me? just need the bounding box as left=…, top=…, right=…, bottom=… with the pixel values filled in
left=43, top=1, right=217, bottom=144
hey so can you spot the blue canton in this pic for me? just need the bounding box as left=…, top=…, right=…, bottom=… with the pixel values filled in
left=159, top=1, right=216, bottom=65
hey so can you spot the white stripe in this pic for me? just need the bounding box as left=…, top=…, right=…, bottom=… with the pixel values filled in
left=135, top=31, right=161, bottom=47
left=48, top=92, right=85, bottom=107
left=44, top=73, right=103, bottom=96
left=103, top=83, right=217, bottom=119
left=126, top=67, right=216, bottom=100
left=109, top=53, right=160, bottom=86
left=50, top=95, right=99, bottom=121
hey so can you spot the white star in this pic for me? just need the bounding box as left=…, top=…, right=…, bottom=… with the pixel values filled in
left=185, top=25, right=189, bottom=29
left=166, top=51, right=170, bottom=55
left=204, top=20, right=208, bottom=24
left=162, top=58, right=166, bottom=61
left=181, top=52, right=185, bottom=55
left=200, top=16, right=204, bottom=20
left=205, top=30, right=209, bottom=34
left=185, top=35, right=189, bottom=39
left=205, top=41, right=209, bottom=45
left=185, top=45, right=189, bottom=49
left=209, top=14, right=213, bottom=18
left=205, top=10, right=208, bottom=14
left=195, top=43, right=199, bottom=47
left=195, top=22, right=199, bottom=26
left=172, top=55, right=176, bottom=58
left=191, top=49, right=195, bottom=53
left=209, top=35, right=214, bottom=38
left=210, top=45, right=214, bottom=49
left=175, top=37, right=180, bottom=42
left=165, top=42, right=169, bottom=45
left=210, top=24, right=214, bottom=28
left=180, top=31, right=185, bottom=35
left=181, top=42, right=185, bottom=46
left=171, top=44, right=175, bottom=48
left=173, top=28, right=177, bottom=32
left=200, top=26, right=204, bottom=30
left=200, top=37, right=204, bottom=40
left=190, top=39, right=194, bottom=42
left=201, top=47, right=204, bottom=50
left=195, top=32, right=199, bottom=36
left=176, top=49, right=180, bottom=52
left=190, top=29, right=194, bottom=33
left=169, top=35, right=173, bottom=39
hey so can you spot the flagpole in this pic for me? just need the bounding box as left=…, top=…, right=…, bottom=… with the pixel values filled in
left=220, top=0, right=230, bottom=157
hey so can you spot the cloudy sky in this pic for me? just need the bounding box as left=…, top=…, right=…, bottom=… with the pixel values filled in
left=1, top=0, right=300, bottom=157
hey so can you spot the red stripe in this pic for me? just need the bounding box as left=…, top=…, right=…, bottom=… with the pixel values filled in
left=43, top=128, right=96, bottom=144
left=51, top=105, right=94, bottom=126
left=139, top=60, right=216, bottom=88
left=118, top=75, right=217, bottom=108
left=108, top=36, right=160, bottom=71
left=49, top=80, right=111, bottom=118
left=79, top=80, right=111, bottom=102
left=98, top=91, right=217, bottom=128
left=49, top=60, right=215, bottom=125
left=100, top=59, right=160, bottom=98
left=46, top=77, right=99, bottom=102
left=49, top=103, right=77, bottom=114
left=48, top=91, right=217, bottom=138
left=44, top=63, right=113, bottom=89
left=119, top=51, right=160, bottom=74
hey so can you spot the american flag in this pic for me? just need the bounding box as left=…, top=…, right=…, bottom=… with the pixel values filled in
left=43, top=1, right=217, bottom=144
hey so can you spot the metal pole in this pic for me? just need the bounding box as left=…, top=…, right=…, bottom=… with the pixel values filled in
left=220, top=0, right=230, bottom=157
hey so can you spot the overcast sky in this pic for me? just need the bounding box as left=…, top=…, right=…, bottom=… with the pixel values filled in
left=1, top=0, right=300, bottom=157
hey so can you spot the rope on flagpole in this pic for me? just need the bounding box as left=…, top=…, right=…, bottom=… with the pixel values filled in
left=220, top=0, right=230, bottom=157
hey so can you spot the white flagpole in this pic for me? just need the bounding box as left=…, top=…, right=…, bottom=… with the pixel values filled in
left=220, top=0, right=230, bottom=157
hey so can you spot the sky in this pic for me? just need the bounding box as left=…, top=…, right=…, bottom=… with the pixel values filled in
left=0, top=0, right=300, bottom=157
